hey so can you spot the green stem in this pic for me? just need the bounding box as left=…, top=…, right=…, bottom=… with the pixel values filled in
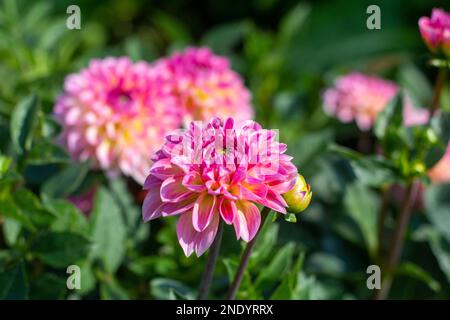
left=197, top=220, right=224, bottom=300
left=226, top=207, right=271, bottom=300
left=375, top=180, right=420, bottom=300
left=429, top=67, right=447, bottom=117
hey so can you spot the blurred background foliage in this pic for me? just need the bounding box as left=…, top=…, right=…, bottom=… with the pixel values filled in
left=1, top=0, right=450, bottom=299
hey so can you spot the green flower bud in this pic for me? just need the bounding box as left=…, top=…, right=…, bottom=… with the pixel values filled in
left=282, top=174, right=312, bottom=214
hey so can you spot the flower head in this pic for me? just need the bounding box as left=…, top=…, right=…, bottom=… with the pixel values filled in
left=323, top=72, right=429, bottom=131
left=428, top=144, right=450, bottom=184
left=142, top=117, right=298, bottom=257
left=153, top=47, right=253, bottom=124
left=282, top=174, right=312, bottom=213
left=419, top=8, right=450, bottom=57
left=55, top=57, right=181, bottom=184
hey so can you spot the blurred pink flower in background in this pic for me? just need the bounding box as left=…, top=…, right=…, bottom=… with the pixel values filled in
left=418, top=8, right=450, bottom=57
left=55, top=57, right=181, bottom=184
left=153, top=47, right=253, bottom=125
left=323, top=72, right=429, bottom=131
left=142, top=117, right=298, bottom=257
left=428, top=144, right=450, bottom=184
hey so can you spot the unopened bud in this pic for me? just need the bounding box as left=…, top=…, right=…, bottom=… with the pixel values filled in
left=283, top=174, right=312, bottom=214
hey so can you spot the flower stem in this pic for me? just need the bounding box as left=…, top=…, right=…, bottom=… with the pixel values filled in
left=375, top=180, right=420, bottom=300
left=226, top=206, right=271, bottom=300
left=197, top=220, right=224, bottom=300
left=429, top=67, right=447, bottom=117
left=377, top=186, right=389, bottom=259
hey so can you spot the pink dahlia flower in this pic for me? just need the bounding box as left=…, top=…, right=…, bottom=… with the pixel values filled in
left=54, top=57, right=181, bottom=184
left=153, top=47, right=253, bottom=124
left=323, top=72, right=429, bottom=131
left=428, top=144, right=450, bottom=184
left=419, top=8, right=450, bottom=57
left=142, top=117, right=298, bottom=257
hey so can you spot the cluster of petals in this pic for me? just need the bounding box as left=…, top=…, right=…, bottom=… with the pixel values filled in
left=153, top=47, right=253, bottom=124
left=54, top=57, right=181, bottom=184
left=142, top=117, right=298, bottom=257
left=418, top=8, right=450, bottom=57
left=323, top=72, right=429, bottom=131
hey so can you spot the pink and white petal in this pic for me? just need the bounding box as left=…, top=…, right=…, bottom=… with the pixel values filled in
left=160, top=176, right=191, bottom=202
left=258, top=189, right=287, bottom=214
left=219, top=197, right=237, bottom=224
left=194, top=213, right=220, bottom=257
left=192, top=193, right=217, bottom=232
left=142, top=188, right=164, bottom=222
left=150, top=158, right=183, bottom=179
left=160, top=195, right=196, bottom=217
left=176, top=212, right=196, bottom=257
left=182, top=172, right=206, bottom=192
left=233, top=200, right=261, bottom=242
left=143, top=175, right=162, bottom=190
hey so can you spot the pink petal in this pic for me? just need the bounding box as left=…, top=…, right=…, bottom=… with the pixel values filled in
left=258, top=189, right=287, bottom=214
left=194, top=213, right=219, bottom=257
left=176, top=211, right=220, bottom=257
left=160, top=195, right=196, bottom=217
left=150, top=158, right=183, bottom=180
left=233, top=200, right=261, bottom=242
left=219, top=197, right=237, bottom=224
left=142, top=188, right=164, bottom=222
left=192, top=193, right=217, bottom=232
left=176, top=212, right=196, bottom=257
left=160, top=176, right=191, bottom=202
left=182, top=172, right=206, bottom=192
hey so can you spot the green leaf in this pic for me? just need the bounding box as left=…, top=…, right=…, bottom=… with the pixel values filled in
left=13, top=189, right=55, bottom=228
left=396, top=262, right=441, bottom=292
left=0, top=155, right=12, bottom=177
left=255, top=242, right=295, bottom=289
left=10, top=94, right=39, bottom=154
left=425, top=183, right=450, bottom=242
left=100, top=279, right=129, bottom=300
left=431, top=112, right=450, bottom=145
left=270, top=252, right=305, bottom=299
left=374, top=94, right=403, bottom=141
left=223, top=258, right=260, bottom=299
left=27, top=139, right=70, bottom=165
left=150, top=278, right=194, bottom=300
left=202, top=21, right=250, bottom=54
left=31, top=231, right=90, bottom=268
left=41, top=162, right=89, bottom=198
left=43, top=198, right=89, bottom=236
left=3, top=218, right=21, bottom=246
left=90, top=188, right=126, bottom=274
left=344, top=182, right=378, bottom=258
left=278, top=3, right=310, bottom=47
left=29, top=273, right=67, bottom=299
left=0, top=198, right=34, bottom=230
left=398, top=64, right=432, bottom=108
left=0, top=262, right=28, bottom=299
left=284, top=213, right=297, bottom=223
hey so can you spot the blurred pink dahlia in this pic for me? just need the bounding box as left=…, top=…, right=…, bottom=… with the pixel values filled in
left=54, top=57, right=181, bottom=184
left=419, top=8, right=450, bottom=57
left=142, top=117, right=298, bottom=257
left=323, top=72, right=429, bottom=131
left=153, top=47, right=253, bottom=124
left=428, top=144, right=450, bottom=184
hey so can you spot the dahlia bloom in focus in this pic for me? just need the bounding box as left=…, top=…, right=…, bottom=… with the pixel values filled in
left=55, top=57, right=180, bottom=184
left=323, top=72, right=429, bottom=131
left=418, top=8, right=450, bottom=57
left=153, top=47, right=253, bottom=124
left=428, top=144, right=450, bottom=184
left=142, top=117, right=298, bottom=257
